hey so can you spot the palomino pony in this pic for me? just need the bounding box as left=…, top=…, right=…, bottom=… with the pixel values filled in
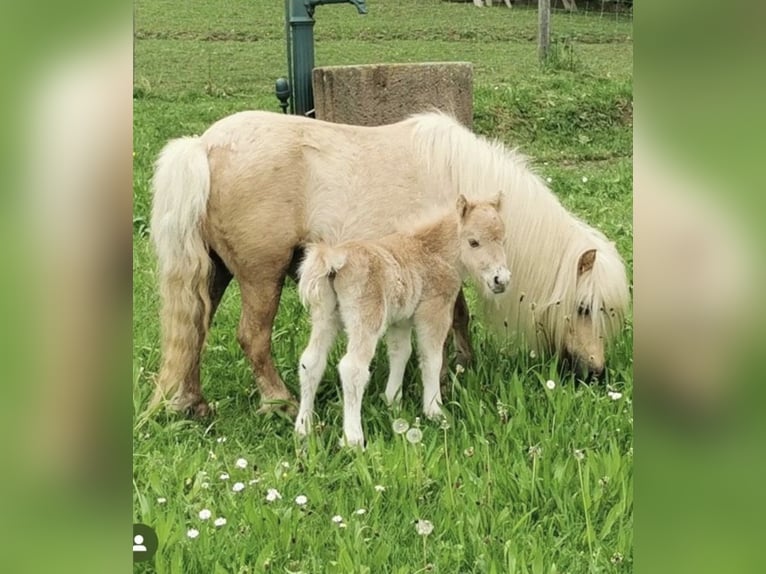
left=296, top=195, right=510, bottom=446
left=150, top=110, right=629, bottom=416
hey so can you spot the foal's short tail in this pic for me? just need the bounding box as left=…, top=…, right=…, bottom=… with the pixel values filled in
left=298, top=243, right=347, bottom=309
left=148, top=137, right=212, bottom=411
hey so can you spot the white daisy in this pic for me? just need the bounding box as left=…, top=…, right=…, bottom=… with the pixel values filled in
left=232, top=482, right=245, bottom=493
left=156, top=497, right=167, bottom=504
left=235, top=458, right=248, bottom=469
left=266, top=488, right=282, bottom=502
left=582, top=176, right=588, bottom=183
left=295, top=495, right=308, bottom=506
left=186, top=528, right=199, bottom=539
left=214, top=517, right=227, bottom=527
left=374, top=484, right=386, bottom=493
left=354, top=508, right=367, bottom=515
left=219, top=472, right=230, bottom=481
left=216, top=436, right=226, bottom=443
left=574, top=449, right=585, bottom=461
left=331, top=515, right=344, bottom=524
left=248, top=478, right=260, bottom=485
left=198, top=509, right=212, bottom=520
left=607, top=391, right=623, bottom=400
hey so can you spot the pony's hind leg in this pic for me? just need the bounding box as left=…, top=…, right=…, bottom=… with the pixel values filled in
left=338, top=326, right=380, bottom=448
left=238, top=274, right=296, bottom=413
left=452, top=289, right=474, bottom=368
left=415, top=300, right=454, bottom=420
left=295, top=304, right=340, bottom=436
left=384, top=322, right=412, bottom=407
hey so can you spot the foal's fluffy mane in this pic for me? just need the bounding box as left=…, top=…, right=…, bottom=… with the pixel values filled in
left=406, top=111, right=630, bottom=353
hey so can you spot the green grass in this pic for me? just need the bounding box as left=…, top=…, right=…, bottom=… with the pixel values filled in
left=133, top=1, right=632, bottom=572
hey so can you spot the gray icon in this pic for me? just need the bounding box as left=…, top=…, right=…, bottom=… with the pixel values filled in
left=133, top=524, right=158, bottom=562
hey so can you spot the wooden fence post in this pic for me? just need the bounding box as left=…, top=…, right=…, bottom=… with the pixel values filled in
left=538, top=0, right=551, bottom=63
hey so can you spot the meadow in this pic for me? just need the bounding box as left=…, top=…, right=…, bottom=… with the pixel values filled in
left=133, top=1, right=633, bottom=572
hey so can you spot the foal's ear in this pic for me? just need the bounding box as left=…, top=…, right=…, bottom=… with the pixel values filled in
left=490, top=191, right=503, bottom=211
left=577, top=249, right=597, bottom=276
left=457, top=194, right=470, bottom=219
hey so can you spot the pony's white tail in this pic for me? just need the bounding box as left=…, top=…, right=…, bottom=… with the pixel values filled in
left=148, top=137, right=212, bottom=410
left=298, top=244, right=347, bottom=309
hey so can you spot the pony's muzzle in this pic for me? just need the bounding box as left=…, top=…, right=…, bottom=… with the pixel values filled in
left=490, top=267, right=511, bottom=294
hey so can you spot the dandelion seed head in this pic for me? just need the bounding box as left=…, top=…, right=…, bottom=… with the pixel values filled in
left=415, top=519, right=434, bottom=536
left=406, top=427, right=423, bottom=444
left=392, top=418, right=410, bottom=434
left=574, top=449, right=585, bottom=461
left=582, top=176, right=588, bottom=183
left=528, top=445, right=542, bottom=459
left=545, top=379, right=556, bottom=390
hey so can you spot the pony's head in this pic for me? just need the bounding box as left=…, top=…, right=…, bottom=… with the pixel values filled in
left=456, top=194, right=511, bottom=296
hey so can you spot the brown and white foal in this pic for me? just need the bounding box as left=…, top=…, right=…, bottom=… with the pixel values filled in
left=296, top=195, right=510, bottom=447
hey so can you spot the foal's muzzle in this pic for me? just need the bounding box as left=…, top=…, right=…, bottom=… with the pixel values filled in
left=489, top=267, right=511, bottom=294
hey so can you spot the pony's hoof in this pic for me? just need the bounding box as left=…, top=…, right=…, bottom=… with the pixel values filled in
left=257, top=396, right=298, bottom=417
left=339, top=436, right=366, bottom=450
left=424, top=406, right=446, bottom=422
left=190, top=400, right=213, bottom=419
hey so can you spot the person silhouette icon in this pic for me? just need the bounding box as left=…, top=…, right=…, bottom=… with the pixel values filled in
left=133, top=534, right=147, bottom=553
left=133, top=523, right=158, bottom=562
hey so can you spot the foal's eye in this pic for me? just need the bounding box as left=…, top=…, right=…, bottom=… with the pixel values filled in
left=468, top=239, right=480, bottom=248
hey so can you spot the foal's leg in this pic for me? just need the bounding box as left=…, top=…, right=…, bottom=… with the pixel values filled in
left=452, top=289, right=474, bottom=368
left=384, top=322, right=413, bottom=407
left=238, top=273, right=296, bottom=413
left=338, top=326, right=380, bottom=447
left=415, top=300, right=454, bottom=420
left=295, top=305, right=340, bottom=436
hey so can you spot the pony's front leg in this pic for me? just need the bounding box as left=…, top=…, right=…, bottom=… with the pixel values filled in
left=295, top=307, right=339, bottom=437
left=338, top=330, right=378, bottom=448
left=384, top=322, right=413, bottom=407
left=415, top=301, right=454, bottom=421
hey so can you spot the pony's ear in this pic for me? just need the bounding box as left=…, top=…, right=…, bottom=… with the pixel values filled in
left=456, top=194, right=470, bottom=219
left=490, top=191, right=503, bottom=211
left=578, top=249, right=597, bottom=276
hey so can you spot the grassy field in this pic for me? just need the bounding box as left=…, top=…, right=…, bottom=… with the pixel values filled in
left=133, top=1, right=633, bottom=572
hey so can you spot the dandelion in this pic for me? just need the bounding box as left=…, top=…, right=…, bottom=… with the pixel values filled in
left=331, top=515, right=344, bottom=524
left=574, top=449, right=585, bottom=461
left=232, top=482, right=245, bottom=493
left=528, top=445, right=542, bottom=459
left=266, top=488, right=282, bottom=502
left=295, top=495, right=308, bottom=506
left=354, top=508, right=367, bottom=515
left=607, top=391, right=623, bottom=400
left=374, top=484, right=386, bottom=493
left=545, top=379, right=556, bottom=390
left=406, top=427, right=423, bottom=444
left=186, top=528, right=199, bottom=539
left=156, top=497, right=167, bottom=505
left=216, top=436, right=226, bottom=443
left=392, top=418, right=410, bottom=434
left=440, top=417, right=451, bottom=430
left=198, top=509, right=212, bottom=520
left=235, top=458, right=248, bottom=469
left=214, top=517, right=227, bottom=527
left=415, top=519, right=434, bottom=536
left=219, top=472, right=230, bottom=481
left=582, top=176, right=588, bottom=183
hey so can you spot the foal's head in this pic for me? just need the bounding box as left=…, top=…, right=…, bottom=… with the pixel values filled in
left=457, top=194, right=511, bottom=295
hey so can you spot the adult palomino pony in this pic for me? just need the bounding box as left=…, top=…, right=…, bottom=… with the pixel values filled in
left=150, top=110, right=629, bottom=416
left=296, top=195, right=510, bottom=446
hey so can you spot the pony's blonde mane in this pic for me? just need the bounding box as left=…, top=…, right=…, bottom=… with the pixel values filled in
left=406, top=112, right=630, bottom=353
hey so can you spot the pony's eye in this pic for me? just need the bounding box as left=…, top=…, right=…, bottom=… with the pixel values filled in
left=468, top=239, right=480, bottom=248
